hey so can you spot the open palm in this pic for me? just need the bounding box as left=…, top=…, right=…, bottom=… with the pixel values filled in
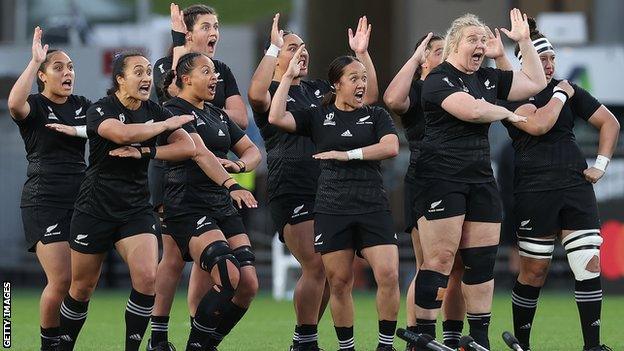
left=500, top=8, right=530, bottom=42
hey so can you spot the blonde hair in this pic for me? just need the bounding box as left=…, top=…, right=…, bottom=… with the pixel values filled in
left=443, top=13, right=486, bottom=60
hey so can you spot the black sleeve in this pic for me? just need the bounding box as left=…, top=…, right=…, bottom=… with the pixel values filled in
left=313, top=79, right=333, bottom=94
left=291, top=107, right=319, bottom=137
left=219, top=62, right=241, bottom=99
left=494, top=68, right=513, bottom=100
left=373, top=107, right=398, bottom=140
left=171, top=30, right=185, bottom=47
left=226, top=112, right=246, bottom=144
left=569, top=84, right=601, bottom=121
left=421, top=72, right=465, bottom=107
left=15, top=94, right=42, bottom=126
left=401, top=82, right=422, bottom=116
left=86, top=100, right=117, bottom=136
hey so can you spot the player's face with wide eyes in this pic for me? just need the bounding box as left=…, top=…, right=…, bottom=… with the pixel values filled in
left=540, top=52, right=556, bottom=82
left=425, top=40, right=445, bottom=71
left=336, top=61, right=367, bottom=108
left=458, top=26, right=487, bottom=72
left=189, top=14, right=219, bottom=58
left=188, top=55, right=218, bottom=101
left=279, top=34, right=309, bottom=78
left=42, top=51, right=75, bottom=97
left=120, top=56, right=152, bottom=101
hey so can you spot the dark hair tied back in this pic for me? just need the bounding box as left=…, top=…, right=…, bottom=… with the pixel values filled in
left=414, top=33, right=443, bottom=80
left=321, top=55, right=361, bottom=106
left=36, top=49, right=59, bottom=93
left=106, top=50, right=146, bottom=95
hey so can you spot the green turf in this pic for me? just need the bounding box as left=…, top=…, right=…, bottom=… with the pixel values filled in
left=8, top=289, right=624, bottom=350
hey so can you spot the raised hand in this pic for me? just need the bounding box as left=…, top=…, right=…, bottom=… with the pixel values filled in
left=32, top=26, right=49, bottom=64
left=285, top=45, right=305, bottom=78
left=412, top=32, right=433, bottom=65
left=270, top=13, right=284, bottom=48
left=45, top=123, right=77, bottom=137
left=109, top=146, right=141, bottom=159
left=485, top=26, right=505, bottom=59
left=170, top=2, right=187, bottom=33
left=164, top=114, right=194, bottom=130
left=348, top=16, right=372, bottom=54
left=500, top=8, right=530, bottom=42
left=312, top=150, right=348, bottom=161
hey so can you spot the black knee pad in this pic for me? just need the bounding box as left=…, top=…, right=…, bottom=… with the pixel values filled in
left=233, top=245, right=255, bottom=267
left=460, top=245, right=498, bottom=285
left=415, top=270, right=449, bottom=309
left=200, top=240, right=240, bottom=290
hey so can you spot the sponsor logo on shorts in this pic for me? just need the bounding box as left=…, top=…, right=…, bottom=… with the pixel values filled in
left=428, top=200, right=445, bottom=213
left=341, top=129, right=353, bottom=137
left=519, top=219, right=533, bottom=231
left=291, top=204, right=309, bottom=219
left=128, top=334, right=142, bottom=341
left=356, top=115, right=372, bottom=125
left=44, top=223, right=61, bottom=237
left=314, top=233, right=323, bottom=246
left=591, top=319, right=601, bottom=327
left=74, top=234, right=89, bottom=246
left=196, top=216, right=212, bottom=230
left=520, top=323, right=532, bottom=329
left=323, top=112, right=335, bottom=126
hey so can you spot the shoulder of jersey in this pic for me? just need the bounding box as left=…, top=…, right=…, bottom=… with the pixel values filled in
left=155, top=56, right=173, bottom=74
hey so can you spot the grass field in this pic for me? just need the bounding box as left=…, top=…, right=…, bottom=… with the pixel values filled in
left=7, top=289, right=624, bottom=350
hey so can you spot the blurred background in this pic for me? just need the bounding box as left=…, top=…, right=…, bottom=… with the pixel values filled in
left=1, top=0, right=623, bottom=298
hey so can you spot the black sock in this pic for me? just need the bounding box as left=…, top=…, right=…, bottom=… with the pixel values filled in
left=296, top=324, right=318, bottom=347
left=334, top=326, right=354, bottom=350
left=575, top=277, right=602, bottom=350
left=467, top=312, right=491, bottom=349
left=512, top=281, right=541, bottom=349
left=186, top=287, right=232, bottom=350
left=206, top=301, right=248, bottom=347
left=442, top=320, right=463, bottom=348
left=125, top=289, right=155, bottom=351
left=150, top=315, right=169, bottom=345
left=59, top=295, right=89, bottom=350
left=41, top=326, right=60, bottom=350
left=415, top=319, right=436, bottom=339
left=292, top=325, right=301, bottom=347
left=377, top=320, right=396, bottom=348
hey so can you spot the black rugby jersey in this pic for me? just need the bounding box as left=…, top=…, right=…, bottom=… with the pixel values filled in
left=500, top=79, right=601, bottom=193
left=153, top=56, right=240, bottom=107
left=74, top=94, right=172, bottom=220
left=417, top=61, right=513, bottom=183
left=400, top=80, right=425, bottom=165
left=13, top=94, right=91, bottom=209
left=253, top=79, right=331, bottom=200
left=160, top=97, right=245, bottom=219
left=291, top=104, right=397, bottom=215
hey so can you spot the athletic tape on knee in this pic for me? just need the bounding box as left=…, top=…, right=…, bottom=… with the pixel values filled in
left=562, top=229, right=602, bottom=281
left=415, top=270, right=449, bottom=309
left=460, top=245, right=498, bottom=284
left=233, top=245, right=255, bottom=267
left=517, top=236, right=555, bottom=259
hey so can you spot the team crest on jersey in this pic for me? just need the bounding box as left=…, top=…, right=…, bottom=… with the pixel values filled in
left=118, top=113, right=126, bottom=123
left=314, top=89, right=322, bottom=98
left=96, top=107, right=104, bottom=116
left=215, top=72, right=223, bottom=83
left=323, top=112, right=335, bottom=126
left=484, top=79, right=496, bottom=90
left=356, top=115, right=373, bottom=125
left=219, top=114, right=227, bottom=123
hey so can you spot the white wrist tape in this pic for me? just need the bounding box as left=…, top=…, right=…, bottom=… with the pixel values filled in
left=593, top=155, right=610, bottom=172
left=265, top=44, right=280, bottom=58
left=346, top=148, right=363, bottom=160
left=552, top=91, right=568, bottom=104
left=75, top=126, right=88, bottom=138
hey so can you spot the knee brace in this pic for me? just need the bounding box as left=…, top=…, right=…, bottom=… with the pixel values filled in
left=200, top=240, right=240, bottom=291
left=415, top=270, right=449, bottom=309
left=562, top=229, right=602, bottom=281
left=460, top=245, right=498, bottom=285
left=233, top=245, right=255, bottom=267
left=517, top=236, right=555, bottom=260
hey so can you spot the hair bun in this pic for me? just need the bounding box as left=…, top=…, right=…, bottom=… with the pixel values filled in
left=527, top=17, right=540, bottom=36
